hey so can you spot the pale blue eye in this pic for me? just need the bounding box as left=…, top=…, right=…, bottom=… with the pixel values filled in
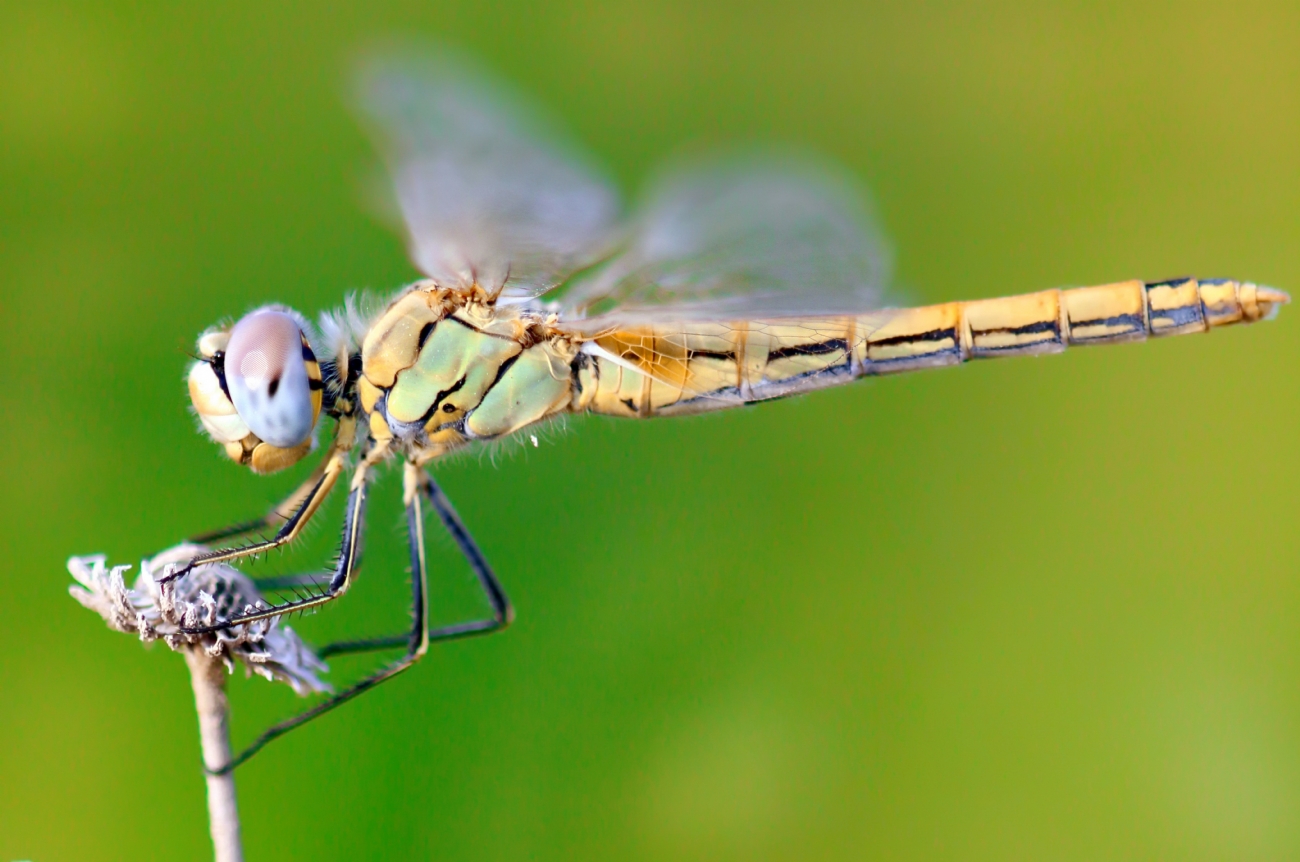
left=224, top=310, right=316, bottom=448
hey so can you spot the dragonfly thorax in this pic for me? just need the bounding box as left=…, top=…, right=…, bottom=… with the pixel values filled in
left=358, top=282, right=580, bottom=464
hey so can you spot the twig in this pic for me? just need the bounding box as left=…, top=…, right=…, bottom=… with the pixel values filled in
left=68, top=546, right=331, bottom=862
left=186, top=649, right=244, bottom=862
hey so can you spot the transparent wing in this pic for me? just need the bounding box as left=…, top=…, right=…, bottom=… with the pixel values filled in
left=355, top=48, right=621, bottom=298
left=554, top=149, right=893, bottom=330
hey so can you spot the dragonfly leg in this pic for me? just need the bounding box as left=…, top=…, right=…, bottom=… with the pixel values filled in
left=178, top=479, right=366, bottom=634
left=207, top=465, right=514, bottom=772
left=415, top=467, right=514, bottom=639
left=314, top=465, right=514, bottom=658
left=159, top=449, right=348, bottom=585
left=207, top=481, right=431, bottom=774
left=188, top=461, right=332, bottom=545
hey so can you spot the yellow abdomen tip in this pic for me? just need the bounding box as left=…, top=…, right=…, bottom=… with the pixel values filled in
left=1254, top=285, right=1290, bottom=321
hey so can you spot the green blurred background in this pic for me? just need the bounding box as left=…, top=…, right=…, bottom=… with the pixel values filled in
left=3, top=2, right=1299, bottom=859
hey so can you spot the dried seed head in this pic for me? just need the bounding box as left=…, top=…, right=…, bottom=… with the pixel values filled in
left=69, top=544, right=330, bottom=696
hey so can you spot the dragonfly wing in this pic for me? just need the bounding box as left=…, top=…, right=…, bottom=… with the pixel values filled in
left=355, top=49, right=621, bottom=298
left=555, top=149, right=893, bottom=328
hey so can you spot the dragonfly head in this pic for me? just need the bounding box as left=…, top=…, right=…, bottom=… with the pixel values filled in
left=187, top=306, right=323, bottom=474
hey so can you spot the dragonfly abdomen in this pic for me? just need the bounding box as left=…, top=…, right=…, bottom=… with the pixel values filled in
left=579, top=278, right=1287, bottom=419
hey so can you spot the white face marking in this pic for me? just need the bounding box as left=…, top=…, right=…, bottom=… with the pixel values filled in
left=224, top=310, right=316, bottom=448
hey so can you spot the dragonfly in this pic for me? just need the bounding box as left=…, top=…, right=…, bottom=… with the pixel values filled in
left=171, top=51, right=1289, bottom=772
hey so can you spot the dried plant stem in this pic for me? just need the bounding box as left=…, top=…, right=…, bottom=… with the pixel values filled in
left=185, top=650, right=244, bottom=862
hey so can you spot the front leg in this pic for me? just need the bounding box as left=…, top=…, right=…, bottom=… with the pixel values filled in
left=159, top=450, right=347, bottom=585
left=179, top=477, right=367, bottom=634
left=188, top=460, right=335, bottom=546
left=206, top=462, right=511, bottom=773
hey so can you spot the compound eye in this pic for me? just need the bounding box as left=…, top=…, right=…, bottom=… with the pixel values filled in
left=224, top=310, right=317, bottom=448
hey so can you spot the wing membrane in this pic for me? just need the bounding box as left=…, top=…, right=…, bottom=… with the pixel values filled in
left=355, top=49, right=620, bottom=298
left=555, top=150, right=893, bottom=329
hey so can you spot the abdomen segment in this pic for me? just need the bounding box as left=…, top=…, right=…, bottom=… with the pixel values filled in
left=575, top=278, right=1288, bottom=418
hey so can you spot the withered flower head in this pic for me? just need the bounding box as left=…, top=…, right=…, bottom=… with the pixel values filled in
left=69, top=544, right=329, bottom=696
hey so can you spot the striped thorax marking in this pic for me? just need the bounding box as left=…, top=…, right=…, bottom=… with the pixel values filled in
left=359, top=283, right=580, bottom=461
